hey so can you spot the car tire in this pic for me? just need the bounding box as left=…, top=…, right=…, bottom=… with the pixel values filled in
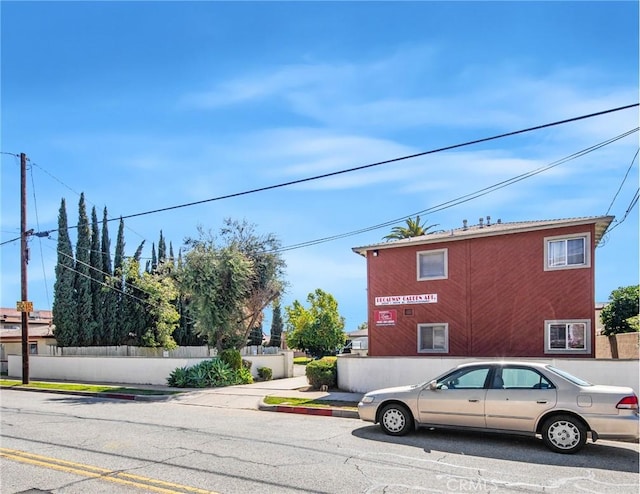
left=541, top=414, right=587, bottom=454
left=379, top=403, right=413, bottom=436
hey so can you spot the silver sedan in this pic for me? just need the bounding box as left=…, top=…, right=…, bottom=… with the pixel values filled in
left=357, top=361, right=639, bottom=454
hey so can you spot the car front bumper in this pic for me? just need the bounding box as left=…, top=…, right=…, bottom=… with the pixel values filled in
left=358, top=400, right=378, bottom=423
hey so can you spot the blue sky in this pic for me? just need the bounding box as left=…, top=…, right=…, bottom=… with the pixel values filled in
left=1, top=1, right=638, bottom=333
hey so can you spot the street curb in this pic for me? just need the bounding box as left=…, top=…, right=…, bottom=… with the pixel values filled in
left=258, top=399, right=359, bottom=419
left=2, top=386, right=178, bottom=402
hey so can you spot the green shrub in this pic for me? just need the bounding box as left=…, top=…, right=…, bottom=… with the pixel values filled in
left=294, top=356, right=313, bottom=365
left=167, top=366, right=190, bottom=387
left=234, top=366, right=254, bottom=384
left=257, top=367, right=273, bottom=381
left=167, top=358, right=251, bottom=388
left=305, top=357, right=337, bottom=389
left=219, top=349, right=242, bottom=370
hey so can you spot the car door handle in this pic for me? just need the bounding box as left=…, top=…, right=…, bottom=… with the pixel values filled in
left=468, top=399, right=479, bottom=403
left=537, top=400, right=548, bottom=404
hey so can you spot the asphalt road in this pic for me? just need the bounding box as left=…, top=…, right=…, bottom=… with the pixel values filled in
left=1, top=389, right=638, bottom=493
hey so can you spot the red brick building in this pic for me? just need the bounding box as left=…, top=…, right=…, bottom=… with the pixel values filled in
left=353, top=216, right=613, bottom=358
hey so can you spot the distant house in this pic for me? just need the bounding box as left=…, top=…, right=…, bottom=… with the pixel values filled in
left=352, top=216, right=613, bottom=358
left=1, top=308, right=55, bottom=371
left=343, top=328, right=369, bottom=355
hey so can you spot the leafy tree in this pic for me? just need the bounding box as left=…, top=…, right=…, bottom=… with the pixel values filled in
left=75, top=193, right=94, bottom=345
left=179, top=220, right=286, bottom=352
left=285, top=289, right=346, bottom=358
left=180, top=239, right=253, bottom=351
left=383, top=215, right=438, bottom=241
left=219, top=219, right=286, bottom=341
left=52, top=198, right=77, bottom=346
left=132, top=262, right=179, bottom=349
left=120, top=255, right=149, bottom=345
left=268, top=299, right=284, bottom=348
left=89, top=207, right=104, bottom=344
left=600, top=285, right=640, bottom=335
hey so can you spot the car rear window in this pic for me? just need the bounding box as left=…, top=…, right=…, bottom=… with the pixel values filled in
left=547, top=366, right=592, bottom=386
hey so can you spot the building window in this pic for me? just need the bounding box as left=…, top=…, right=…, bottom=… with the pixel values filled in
left=418, top=323, right=448, bottom=353
left=544, top=320, right=590, bottom=354
left=29, top=342, right=38, bottom=355
left=417, top=249, right=448, bottom=280
left=544, top=233, right=591, bottom=270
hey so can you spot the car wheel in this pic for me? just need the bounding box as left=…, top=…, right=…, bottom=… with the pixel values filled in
left=541, top=415, right=587, bottom=454
left=379, top=403, right=413, bottom=436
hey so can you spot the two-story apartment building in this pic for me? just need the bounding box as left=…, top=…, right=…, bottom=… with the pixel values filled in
left=352, top=216, right=613, bottom=358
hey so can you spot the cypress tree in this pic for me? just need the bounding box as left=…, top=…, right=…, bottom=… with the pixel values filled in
left=90, top=207, right=104, bottom=344
left=269, top=299, right=283, bottom=348
left=158, top=231, right=166, bottom=264
left=150, top=243, right=157, bottom=273
left=248, top=324, right=263, bottom=346
left=75, top=193, right=94, bottom=346
left=101, top=207, right=117, bottom=345
left=113, top=218, right=126, bottom=344
left=52, top=198, right=77, bottom=347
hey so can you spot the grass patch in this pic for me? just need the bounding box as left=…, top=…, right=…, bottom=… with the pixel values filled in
left=263, top=395, right=358, bottom=410
left=0, top=379, right=179, bottom=396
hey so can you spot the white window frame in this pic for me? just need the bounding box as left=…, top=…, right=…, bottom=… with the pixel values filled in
left=417, top=248, right=448, bottom=281
left=544, top=319, right=591, bottom=354
left=544, top=232, right=591, bottom=271
left=417, top=323, right=449, bottom=353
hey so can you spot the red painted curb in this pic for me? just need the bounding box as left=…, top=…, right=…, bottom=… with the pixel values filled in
left=274, top=405, right=338, bottom=416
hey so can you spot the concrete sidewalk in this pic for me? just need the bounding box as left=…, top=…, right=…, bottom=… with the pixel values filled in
left=171, top=375, right=363, bottom=418
left=3, top=374, right=364, bottom=419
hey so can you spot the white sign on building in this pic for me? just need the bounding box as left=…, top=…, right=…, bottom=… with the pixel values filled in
left=374, top=294, right=438, bottom=306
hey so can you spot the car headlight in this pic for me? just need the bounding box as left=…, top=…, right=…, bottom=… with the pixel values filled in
left=360, top=395, right=375, bottom=404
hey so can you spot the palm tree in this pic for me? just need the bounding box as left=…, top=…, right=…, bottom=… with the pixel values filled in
left=383, top=215, right=438, bottom=241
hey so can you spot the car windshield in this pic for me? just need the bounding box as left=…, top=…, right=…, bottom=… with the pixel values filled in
left=547, top=366, right=592, bottom=386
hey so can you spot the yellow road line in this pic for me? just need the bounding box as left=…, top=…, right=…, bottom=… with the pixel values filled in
left=0, top=448, right=217, bottom=494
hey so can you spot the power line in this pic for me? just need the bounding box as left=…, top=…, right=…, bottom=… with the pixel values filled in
left=606, top=148, right=639, bottom=215
left=111, top=103, right=640, bottom=223
left=44, top=241, right=199, bottom=325
left=607, top=188, right=639, bottom=235
left=2, top=103, right=637, bottom=247
left=29, top=163, right=51, bottom=308
left=273, top=127, right=639, bottom=252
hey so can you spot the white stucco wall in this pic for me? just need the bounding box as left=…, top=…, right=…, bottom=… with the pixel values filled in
left=8, top=352, right=294, bottom=385
left=336, top=356, right=640, bottom=396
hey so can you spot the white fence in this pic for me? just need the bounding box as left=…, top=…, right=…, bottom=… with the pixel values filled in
left=7, top=353, right=639, bottom=396
left=46, top=345, right=280, bottom=358
left=8, top=351, right=294, bottom=385
left=337, top=356, right=640, bottom=396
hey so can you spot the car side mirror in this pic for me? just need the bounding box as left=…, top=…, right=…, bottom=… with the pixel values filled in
left=428, top=379, right=438, bottom=390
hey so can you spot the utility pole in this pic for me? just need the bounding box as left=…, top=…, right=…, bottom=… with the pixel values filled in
left=20, top=152, right=30, bottom=384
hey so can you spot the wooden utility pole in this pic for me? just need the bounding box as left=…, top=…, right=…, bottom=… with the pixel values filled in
left=20, top=152, right=30, bottom=384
